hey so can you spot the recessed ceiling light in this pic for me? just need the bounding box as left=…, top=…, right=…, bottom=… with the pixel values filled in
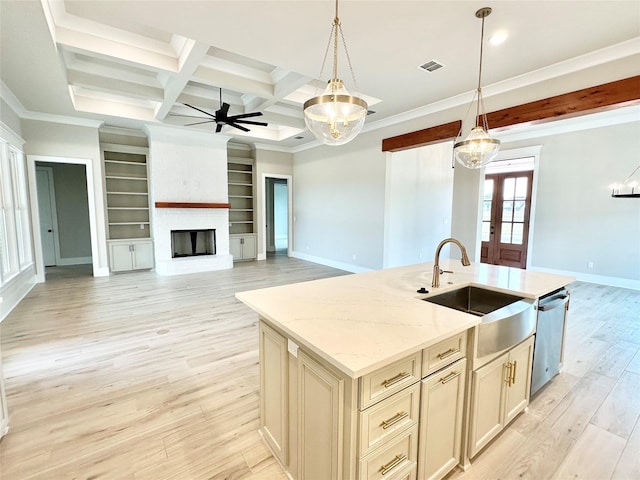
left=489, top=31, right=508, bottom=45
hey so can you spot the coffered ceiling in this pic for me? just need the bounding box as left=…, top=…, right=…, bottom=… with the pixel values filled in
left=1, top=1, right=639, bottom=150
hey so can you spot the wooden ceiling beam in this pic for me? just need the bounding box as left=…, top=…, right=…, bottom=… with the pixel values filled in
left=484, top=76, right=640, bottom=130
left=381, top=120, right=461, bottom=152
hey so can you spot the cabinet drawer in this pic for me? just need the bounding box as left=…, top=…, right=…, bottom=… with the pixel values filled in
left=359, top=352, right=422, bottom=410
left=422, top=331, right=467, bottom=377
left=359, top=382, right=420, bottom=456
left=359, top=424, right=418, bottom=480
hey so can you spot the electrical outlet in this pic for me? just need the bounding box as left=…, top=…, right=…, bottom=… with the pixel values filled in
left=587, top=261, right=594, bottom=269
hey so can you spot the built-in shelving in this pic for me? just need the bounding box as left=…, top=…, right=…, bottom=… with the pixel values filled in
left=228, top=159, right=255, bottom=235
left=103, top=147, right=151, bottom=240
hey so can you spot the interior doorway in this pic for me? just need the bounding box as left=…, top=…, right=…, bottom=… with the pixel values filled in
left=35, top=167, right=59, bottom=266
left=481, top=171, right=533, bottom=268
left=263, top=175, right=292, bottom=257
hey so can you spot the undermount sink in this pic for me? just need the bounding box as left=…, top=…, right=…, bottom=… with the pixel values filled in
left=423, top=286, right=536, bottom=359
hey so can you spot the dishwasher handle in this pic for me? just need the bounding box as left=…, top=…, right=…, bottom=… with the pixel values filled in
left=538, top=294, right=569, bottom=311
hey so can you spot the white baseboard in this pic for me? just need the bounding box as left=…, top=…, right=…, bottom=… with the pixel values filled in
left=291, top=251, right=373, bottom=274
left=56, top=256, right=92, bottom=266
left=530, top=266, right=640, bottom=291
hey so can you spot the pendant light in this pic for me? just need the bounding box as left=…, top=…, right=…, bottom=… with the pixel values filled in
left=453, top=7, right=500, bottom=169
left=303, top=0, right=368, bottom=146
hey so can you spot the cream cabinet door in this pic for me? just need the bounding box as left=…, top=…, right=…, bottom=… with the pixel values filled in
left=468, top=352, right=508, bottom=458
left=259, top=322, right=289, bottom=466
left=242, top=234, right=257, bottom=259
left=131, top=240, right=154, bottom=270
left=229, top=236, right=243, bottom=259
left=504, top=336, right=534, bottom=424
left=298, top=350, right=344, bottom=480
left=418, top=359, right=467, bottom=480
left=109, top=242, right=134, bottom=272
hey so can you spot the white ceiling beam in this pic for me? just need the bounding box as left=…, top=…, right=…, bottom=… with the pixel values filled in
left=155, top=39, right=210, bottom=120
left=67, top=71, right=165, bottom=102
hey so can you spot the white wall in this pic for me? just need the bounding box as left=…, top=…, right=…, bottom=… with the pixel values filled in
left=503, top=121, right=640, bottom=287
left=146, top=125, right=233, bottom=275
left=384, top=142, right=454, bottom=268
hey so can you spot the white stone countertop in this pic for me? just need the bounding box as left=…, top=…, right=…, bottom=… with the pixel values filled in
left=236, top=260, right=574, bottom=378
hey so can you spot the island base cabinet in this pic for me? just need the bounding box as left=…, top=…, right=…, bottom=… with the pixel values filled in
left=259, top=322, right=289, bottom=467
left=418, top=358, right=467, bottom=480
left=468, top=336, right=534, bottom=458
left=297, top=350, right=345, bottom=480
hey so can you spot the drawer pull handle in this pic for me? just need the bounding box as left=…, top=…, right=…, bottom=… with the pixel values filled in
left=382, top=372, right=411, bottom=388
left=381, top=411, right=408, bottom=429
left=439, top=370, right=461, bottom=384
left=437, top=348, right=458, bottom=360
left=380, top=454, right=407, bottom=475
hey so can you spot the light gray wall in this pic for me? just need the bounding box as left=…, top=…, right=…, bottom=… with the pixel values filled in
left=293, top=134, right=387, bottom=271
left=384, top=142, right=454, bottom=268
left=505, top=122, right=640, bottom=283
left=37, top=162, right=92, bottom=261
left=21, top=120, right=109, bottom=274
left=255, top=148, right=293, bottom=259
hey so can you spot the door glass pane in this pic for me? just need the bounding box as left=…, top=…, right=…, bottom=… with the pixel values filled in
left=501, top=223, right=512, bottom=243
left=502, top=201, right=513, bottom=222
left=482, top=221, right=491, bottom=242
left=515, top=177, right=528, bottom=200
left=514, top=201, right=526, bottom=222
left=503, top=178, right=515, bottom=200
left=512, top=223, right=524, bottom=245
left=483, top=179, right=494, bottom=200
left=483, top=201, right=492, bottom=221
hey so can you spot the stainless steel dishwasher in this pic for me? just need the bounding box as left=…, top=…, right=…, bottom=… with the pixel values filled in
left=531, top=287, right=570, bottom=396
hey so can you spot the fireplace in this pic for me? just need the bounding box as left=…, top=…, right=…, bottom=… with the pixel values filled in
left=171, top=229, right=216, bottom=258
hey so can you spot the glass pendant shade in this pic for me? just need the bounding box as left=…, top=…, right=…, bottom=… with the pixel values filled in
left=453, top=126, right=500, bottom=168
left=304, top=79, right=367, bottom=146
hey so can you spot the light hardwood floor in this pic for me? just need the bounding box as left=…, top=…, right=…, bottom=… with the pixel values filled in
left=0, top=258, right=638, bottom=480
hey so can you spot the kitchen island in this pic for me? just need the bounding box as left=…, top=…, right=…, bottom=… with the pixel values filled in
left=236, top=260, right=574, bottom=480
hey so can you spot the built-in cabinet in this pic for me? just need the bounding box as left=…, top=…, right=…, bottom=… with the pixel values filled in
left=229, top=234, right=257, bottom=261
left=259, top=319, right=469, bottom=480
left=102, top=145, right=154, bottom=272
left=108, top=239, right=154, bottom=272
left=468, top=336, right=534, bottom=458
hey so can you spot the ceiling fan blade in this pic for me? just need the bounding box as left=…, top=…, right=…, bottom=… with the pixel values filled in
left=228, top=111, right=263, bottom=120
left=183, top=103, right=216, bottom=119
left=218, top=102, right=230, bottom=117
left=216, top=124, right=223, bottom=133
left=227, top=122, right=250, bottom=132
left=233, top=119, right=268, bottom=127
left=169, top=113, right=210, bottom=119
left=184, top=120, right=216, bottom=126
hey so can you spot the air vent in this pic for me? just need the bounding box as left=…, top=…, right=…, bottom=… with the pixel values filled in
left=294, top=136, right=305, bottom=140
left=367, top=110, right=376, bottom=116
left=419, top=60, right=444, bottom=72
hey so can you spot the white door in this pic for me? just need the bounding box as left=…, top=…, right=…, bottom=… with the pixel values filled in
left=36, top=167, right=57, bottom=266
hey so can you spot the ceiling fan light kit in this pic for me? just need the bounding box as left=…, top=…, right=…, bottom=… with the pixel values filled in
left=453, top=7, right=501, bottom=169
left=303, top=0, right=368, bottom=146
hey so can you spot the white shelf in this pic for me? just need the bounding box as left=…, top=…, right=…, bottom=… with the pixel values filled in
left=106, top=191, right=148, bottom=196
left=105, top=159, right=147, bottom=166
left=107, top=207, right=149, bottom=210
left=109, top=222, right=150, bottom=226
left=105, top=175, right=147, bottom=181
left=229, top=195, right=253, bottom=199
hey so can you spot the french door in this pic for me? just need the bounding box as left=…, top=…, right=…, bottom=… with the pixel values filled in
left=481, top=171, right=533, bottom=269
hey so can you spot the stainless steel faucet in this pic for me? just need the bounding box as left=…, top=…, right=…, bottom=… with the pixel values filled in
left=432, top=238, right=471, bottom=288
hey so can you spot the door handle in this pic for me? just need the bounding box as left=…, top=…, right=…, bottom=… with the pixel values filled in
left=47, top=229, right=53, bottom=232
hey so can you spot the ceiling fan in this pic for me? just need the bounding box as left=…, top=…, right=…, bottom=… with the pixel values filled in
left=173, top=88, right=268, bottom=133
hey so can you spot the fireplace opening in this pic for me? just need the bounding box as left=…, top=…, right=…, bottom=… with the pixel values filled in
left=171, top=229, right=216, bottom=258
